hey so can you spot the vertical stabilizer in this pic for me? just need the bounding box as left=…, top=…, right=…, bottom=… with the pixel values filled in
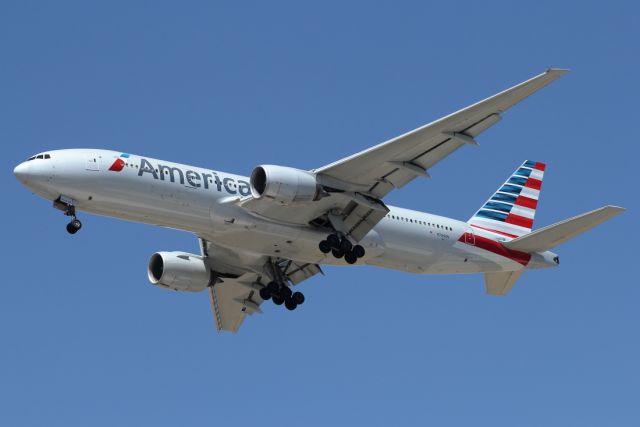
left=469, top=160, right=545, bottom=238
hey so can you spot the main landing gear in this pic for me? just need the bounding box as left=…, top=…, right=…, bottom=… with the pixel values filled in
left=259, top=281, right=305, bottom=311
left=54, top=197, right=82, bottom=235
left=318, top=233, right=365, bottom=264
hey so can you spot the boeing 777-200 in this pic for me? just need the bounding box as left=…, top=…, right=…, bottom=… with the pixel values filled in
left=14, top=69, right=624, bottom=332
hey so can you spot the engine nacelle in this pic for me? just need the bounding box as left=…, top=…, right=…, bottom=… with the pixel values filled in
left=147, top=252, right=210, bottom=292
left=250, top=165, right=320, bottom=205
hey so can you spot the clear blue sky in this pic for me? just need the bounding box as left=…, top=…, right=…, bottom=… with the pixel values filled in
left=1, top=1, right=637, bottom=426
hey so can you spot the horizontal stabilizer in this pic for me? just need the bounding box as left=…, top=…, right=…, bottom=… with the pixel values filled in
left=503, top=205, right=625, bottom=253
left=485, top=270, right=523, bottom=295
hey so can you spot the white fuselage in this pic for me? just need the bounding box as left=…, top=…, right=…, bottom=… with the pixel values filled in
left=14, top=149, right=557, bottom=275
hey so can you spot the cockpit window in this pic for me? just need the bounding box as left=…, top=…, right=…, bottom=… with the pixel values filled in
left=26, top=153, right=51, bottom=161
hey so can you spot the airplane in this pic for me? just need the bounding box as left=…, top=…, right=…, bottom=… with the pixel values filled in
left=13, top=68, right=624, bottom=332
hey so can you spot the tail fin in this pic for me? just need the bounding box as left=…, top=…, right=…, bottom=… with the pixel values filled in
left=468, top=160, right=546, bottom=238
left=503, top=205, right=625, bottom=253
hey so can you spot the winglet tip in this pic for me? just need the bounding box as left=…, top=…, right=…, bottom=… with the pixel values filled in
left=606, top=205, right=626, bottom=213
left=546, top=67, right=571, bottom=76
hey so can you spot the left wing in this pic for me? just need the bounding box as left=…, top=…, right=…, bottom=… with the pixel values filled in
left=199, top=238, right=322, bottom=332
left=240, top=69, right=568, bottom=241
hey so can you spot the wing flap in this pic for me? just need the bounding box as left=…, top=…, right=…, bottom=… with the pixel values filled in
left=283, top=260, right=322, bottom=285
left=342, top=202, right=389, bottom=241
left=209, top=273, right=264, bottom=333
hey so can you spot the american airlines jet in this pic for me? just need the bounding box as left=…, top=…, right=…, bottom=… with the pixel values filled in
left=14, top=69, right=623, bottom=332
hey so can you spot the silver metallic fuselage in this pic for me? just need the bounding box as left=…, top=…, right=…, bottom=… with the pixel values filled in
left=14, top=149, right=557, bottom=275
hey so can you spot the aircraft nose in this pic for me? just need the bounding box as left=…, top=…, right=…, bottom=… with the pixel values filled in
left=13, top=161, right=31, bottom=183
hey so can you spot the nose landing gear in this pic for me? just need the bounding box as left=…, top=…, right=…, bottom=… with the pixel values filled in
left=319, top=233, right=365, bottom=264
left=54, top=196, right=82, bottom=235
left=66, top=218, right=82, bottom=234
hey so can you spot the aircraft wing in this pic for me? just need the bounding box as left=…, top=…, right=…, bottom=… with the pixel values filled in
left=315, top=69, right=568, bottom=197
left=199, top=238, right=322, bottom=332
left=240, top=69, right=568, bottom=241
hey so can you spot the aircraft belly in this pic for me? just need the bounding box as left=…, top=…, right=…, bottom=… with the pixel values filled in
left=202, top=211, right=387, bottom=266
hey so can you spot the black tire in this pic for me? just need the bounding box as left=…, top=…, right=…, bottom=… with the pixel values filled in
left=344, top=251, right=357, bottom=264
left=280, top=286, right=292, bottom=299
left=292, top=291, right=305, bottom=305
left=66, top=223, right=78, bottom=234
left=340, top=238, right=353, bottom=253
left=259, top=286, right=271, bottom=300
left=272, top=295, right=284, bottom=305
left=71, top=219, right=82, bottom=230
left=332, top=248, right=344, bottom=259
left=267, top=281, right=279, bottom=294
left=284, top=299, right=297, bottom=311
left=352, top=244, right=365, bottom=258
left=318, top=240, right=331, bottom=254
left=327, top=234, right=341, bottom=249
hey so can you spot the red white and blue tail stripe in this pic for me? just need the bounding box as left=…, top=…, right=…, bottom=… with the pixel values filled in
left=468, top=160, right=545, bottom=238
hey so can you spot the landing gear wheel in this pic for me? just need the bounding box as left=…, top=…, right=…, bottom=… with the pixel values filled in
left=66, top=219, right=82, bottom=234
left=267, top=281, right=279, bottom=294
left=280, top=286, right=292, bottom=299
left=327, top=234, right=341, bottom=249
left=272, top=295, right=284, bottom=305
left=292, top=291, right=305, bottom=305
left=284, top=298, right=297, bottom=311
left=344, top=251, right=357, bottom=264
left=352, top=244, right=365, bottom=258
left=340, top=238, right=353, bottom=253
left=319, top=240, right=331, bottom=254
left=332, top=248, right=344, bottom=259
left=259, top=286, right=271, bottom=301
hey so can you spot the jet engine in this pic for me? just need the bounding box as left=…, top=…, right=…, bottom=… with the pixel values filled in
left=250, top=165, right=320, bottom=205
left=147, top=252, right=210, bottom=292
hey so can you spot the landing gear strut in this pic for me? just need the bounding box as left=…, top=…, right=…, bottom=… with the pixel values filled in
left=319, top=233, right=365, bottom=264
left=54, top=197, right=82, bottom=235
